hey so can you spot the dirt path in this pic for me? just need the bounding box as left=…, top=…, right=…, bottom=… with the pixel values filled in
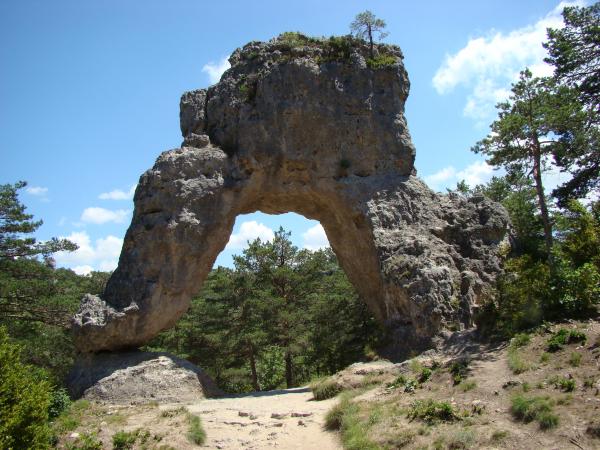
left=186, top=387, right=342, bottom=450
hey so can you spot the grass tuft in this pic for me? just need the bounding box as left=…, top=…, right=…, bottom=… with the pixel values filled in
left=311, top=379, right=343, bottom=400
left=510, top=395, right=559, bottom=430
left=187, top=414, right=206, bottom=445
left=407, top=399, right=460, bottom=424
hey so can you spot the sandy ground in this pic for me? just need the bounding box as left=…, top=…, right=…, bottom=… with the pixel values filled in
left=186, top=387, right=342, bottom=450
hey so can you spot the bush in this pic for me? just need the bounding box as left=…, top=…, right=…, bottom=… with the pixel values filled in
left=366, top=54, right=397, bottom=69
left=508, top=347, right=529, bottom=374
left=510, top=395, right=559, bottom=430
left=546, top=328, right=587, bottom=352
left=311, top=379, right=343, bottom=400
left=512, top=333, right=531, bottom=347
left=407, top=399, right=460, bottom=424
left=552, top=376, right=576, bottom=392
left=187, top=414, right=206, bottom=445
left=112, top=430, right=137, bottom=450
left=0, top=327, right=52, bottom=450
left=418, top=367, right=433, bottom=383
left=64, top=432, right=103, bottom=450
left=449, top=359, right=470, bottom=384
left=48, top=387, right=71, bottom=420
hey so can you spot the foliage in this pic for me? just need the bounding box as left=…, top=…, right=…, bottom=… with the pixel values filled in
left=407, top=399, right=460, bottom=424
left=311, top=379, right=343, bottom=400
left=48, top=387, right=71, bottom=420
left=324, top=396, right=379, bottom=450
left=187, top=414, right=206, bottom=445
left=418, top=367, right=433, bottom=383
left=544, top=2, right=600, bottom=204
left=350, top=10, right=388, bottom=57
left=544, top=3, right=600, bottom=114
left=112, top=430, right=137, bottom=450
left=507, top=346, right=529, bottom=374
left=0, top=327, right=52, bottom=450
left=366, top=54, right=396, bottom=69
left=148, top=230, right=383, bottom=393
left=511, top=333, right=531, bottom=348
left=472, top=70, right=584, bottom=256
left=0, top=182, right=110, bottom=383
left=551, top=376, right=576, bottom=392
left=546, top=328, right=587, bottom=352
left=510, top=395, right=559, bottom=430
left=449, top=359, right=470, bottom=385
left=64, top=432, right=103, bottom=450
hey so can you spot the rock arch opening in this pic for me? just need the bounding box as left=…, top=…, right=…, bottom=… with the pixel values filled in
left=72, top=34, right=508, bottom=354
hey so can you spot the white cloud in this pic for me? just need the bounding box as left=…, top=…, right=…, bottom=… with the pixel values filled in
left=25, top=186, right=48, bottom=196
left=424, top=166, right=457, bottom=188
left=432, top=1, right=584, bottom=121
left=424, top=160, right=495, bottom=191
left=99, top=185, right=136, bottom=200
left=54, top=231, right=122, bottom=274
left=202, top=57, right=230, bottom=84
left=302, top=224, right=329, bottom=251
left=226, top=221, right=275, bottom=250
left=81, top=207, right=130, bottom=224
left=456, top=161, right=495, bottom=187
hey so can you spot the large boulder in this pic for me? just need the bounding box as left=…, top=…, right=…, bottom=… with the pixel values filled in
left=67, top=351, right=223, bottom=403
left=72, top=34, right=509, bottom=353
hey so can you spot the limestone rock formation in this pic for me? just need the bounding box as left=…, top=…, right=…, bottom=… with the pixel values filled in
left=67, top=351, right=223, bottom=403
left=72, top=34, right=509, bottom=353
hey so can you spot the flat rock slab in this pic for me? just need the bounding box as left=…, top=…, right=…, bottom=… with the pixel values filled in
left=67, top=351, right=222, bottom=403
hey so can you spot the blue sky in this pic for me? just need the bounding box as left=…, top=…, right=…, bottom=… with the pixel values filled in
left=1, top=0, right=582, bottom=273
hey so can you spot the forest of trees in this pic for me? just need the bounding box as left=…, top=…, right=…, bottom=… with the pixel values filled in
left=146, top=229, right=383, bottom=393
left=1, top=3, right=598, bottom=448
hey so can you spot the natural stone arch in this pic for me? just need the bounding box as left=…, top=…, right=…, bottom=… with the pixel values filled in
left=73, top=35, right=509, bottom=353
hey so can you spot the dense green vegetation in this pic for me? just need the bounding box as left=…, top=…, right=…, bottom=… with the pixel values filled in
left=146, top=228, right=384, bottom=393
left=464, top=2, right=600, bottom=338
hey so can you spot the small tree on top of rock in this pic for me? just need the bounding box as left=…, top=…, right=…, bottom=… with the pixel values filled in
left=350, top=10, right=388, bottom=58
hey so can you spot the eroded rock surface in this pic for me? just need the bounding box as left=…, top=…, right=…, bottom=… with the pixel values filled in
left=67, top=351, right=223, bottom=403
left=72, top=34, right=509, bottom=353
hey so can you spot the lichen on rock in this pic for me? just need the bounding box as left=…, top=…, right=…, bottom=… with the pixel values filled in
left=72, top=34, right=509, bottom=354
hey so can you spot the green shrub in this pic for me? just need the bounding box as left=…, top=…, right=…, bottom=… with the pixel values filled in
left=48, top=387, right=71, bottom=420
left=112, top=430, right=137, bottom=450
left=0, top=327, right=52, bottom=450
left=512, top=333, right=531, bottom=347
left=547, top=328, right=587, bottom=352
left=568, top=329, right=587, bottom=344
left=553, top=376, right=576, bottom=392
left=540, top=352, right=550, bottom=363
left=510, top=395, right=559, bottom=430
left=449, top=359, right=470, bottom=384
left=65, top=432, right=103, bottom=450
left=508, top=347, right=530, bottom=374
left=407, top=399, right=460, bottom=424
left=366, top=54, right=397, bottom=69
left=418, top=367, right=433, bottom=383
left=311, top=379, right=343, bottom=400
left=187, top=414, right=206, bottom=445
